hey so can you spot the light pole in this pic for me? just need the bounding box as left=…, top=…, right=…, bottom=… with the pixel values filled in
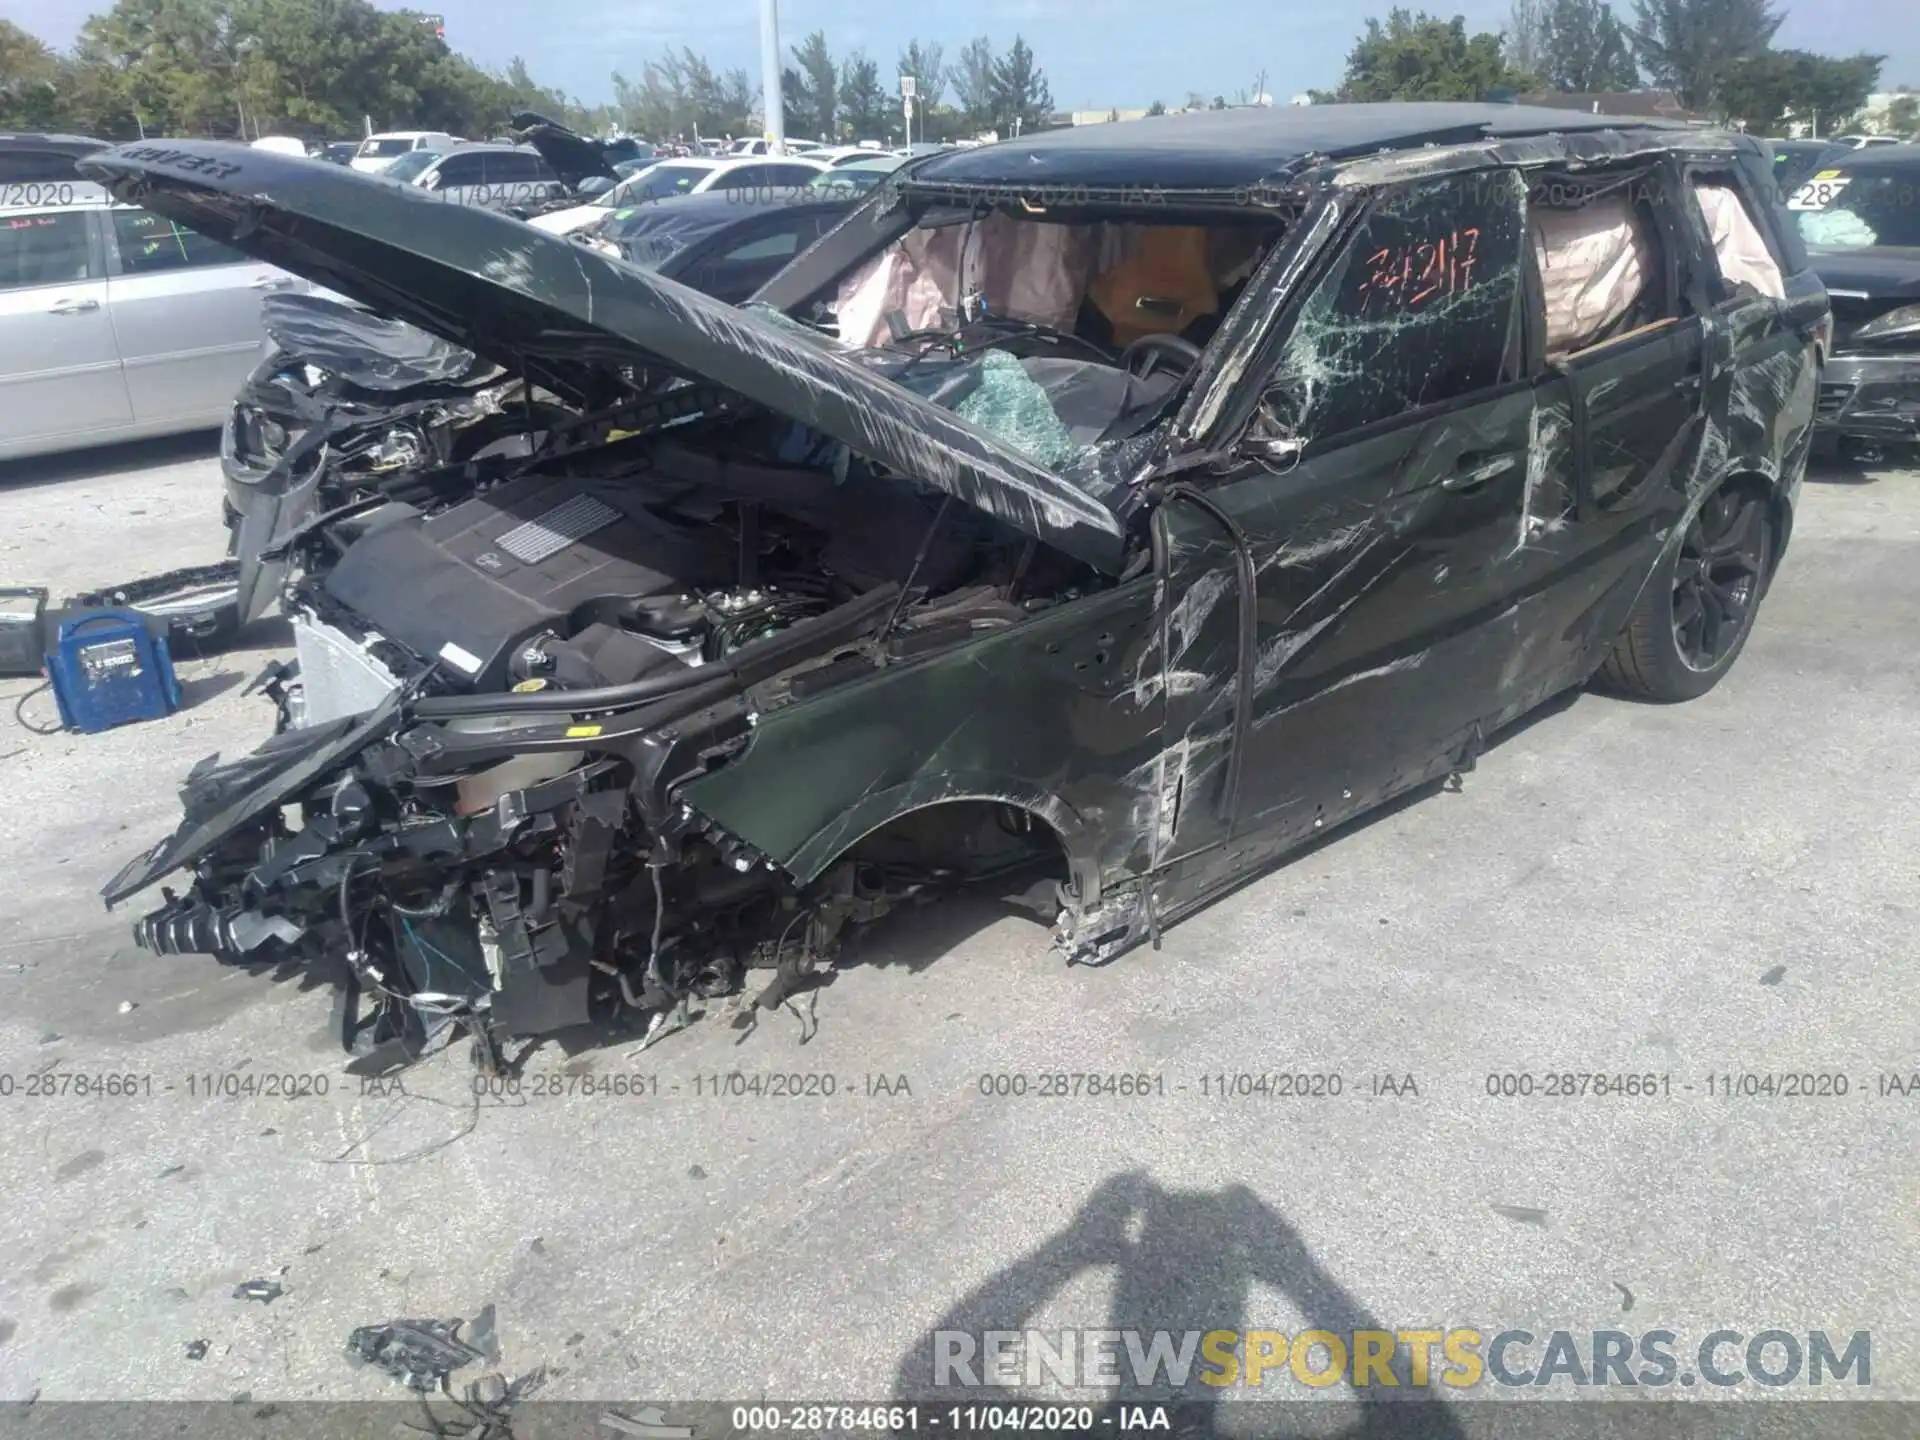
left=758, top=0, right=786, bottom=155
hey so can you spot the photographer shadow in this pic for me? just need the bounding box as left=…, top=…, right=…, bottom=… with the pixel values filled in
left=893, top=1171, right=1470, bottom=1439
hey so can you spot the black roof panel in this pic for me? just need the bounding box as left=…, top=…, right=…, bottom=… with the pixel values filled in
left=909, top=103, right=1690, bottom=190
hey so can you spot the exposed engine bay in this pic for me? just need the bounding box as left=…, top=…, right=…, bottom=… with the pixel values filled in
left=128, top=410, right=1106, bottom=1066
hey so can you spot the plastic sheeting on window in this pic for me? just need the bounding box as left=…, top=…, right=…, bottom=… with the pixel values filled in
left=1529, top=194, right=1651, bottom=356
left=1692, top=182, right=1786, bottom=300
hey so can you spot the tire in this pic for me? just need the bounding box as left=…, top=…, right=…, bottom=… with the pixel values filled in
left=1597, top=481, right=1775, bottom=702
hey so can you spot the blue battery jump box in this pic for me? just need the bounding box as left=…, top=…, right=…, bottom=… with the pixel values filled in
left=47, top=609, right=181, bottom=734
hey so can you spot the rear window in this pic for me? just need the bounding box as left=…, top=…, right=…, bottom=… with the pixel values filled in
left=1792, top=161, right=1920, bottom=248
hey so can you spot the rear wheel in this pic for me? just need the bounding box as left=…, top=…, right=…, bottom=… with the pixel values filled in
left=1597, top=482, right=1773, bottom=702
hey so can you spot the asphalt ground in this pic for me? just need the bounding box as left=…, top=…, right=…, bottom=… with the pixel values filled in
left=0, top=433, right=1914, bottom=1423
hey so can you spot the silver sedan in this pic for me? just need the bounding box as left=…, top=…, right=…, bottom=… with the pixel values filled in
left=0, top=185, right=307, bottom=461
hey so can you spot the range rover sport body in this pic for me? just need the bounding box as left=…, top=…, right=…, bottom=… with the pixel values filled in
left=85, top=108, right=1822, bottom=1063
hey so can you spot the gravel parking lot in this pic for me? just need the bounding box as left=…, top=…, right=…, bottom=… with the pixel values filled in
left=0, top=434, right=1915, bottom=1414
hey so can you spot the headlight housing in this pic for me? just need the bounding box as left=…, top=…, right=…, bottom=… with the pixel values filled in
left=1852, top=302, right=1920, bottom=347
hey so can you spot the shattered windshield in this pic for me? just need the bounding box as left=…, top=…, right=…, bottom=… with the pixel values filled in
left=774, top=208, right=1283, bottom=466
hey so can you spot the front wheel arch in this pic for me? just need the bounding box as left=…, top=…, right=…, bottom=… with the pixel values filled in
left=781, top=780, right=1103, bottom=906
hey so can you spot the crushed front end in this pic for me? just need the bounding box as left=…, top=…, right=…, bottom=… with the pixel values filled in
left=110, top=577, right=912, bottom=1064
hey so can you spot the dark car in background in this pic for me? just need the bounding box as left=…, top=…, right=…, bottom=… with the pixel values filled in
left=1792, top=144, right=1920, bottom=450
left=1767, top=138, right=1840, bottom=198
left=586, top=191, right=856, bottom=302
left=86, top=109, right=1819, bottom=1067
left=1, top=132, right=108, bottom=182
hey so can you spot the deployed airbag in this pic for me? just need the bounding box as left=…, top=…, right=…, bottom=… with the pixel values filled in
left=1530, top=195, right=1650, bottom=355
left=1692, top=182, right=1785, bottom=300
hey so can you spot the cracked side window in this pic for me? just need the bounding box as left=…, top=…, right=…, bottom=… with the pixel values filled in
left=1257, top=173, right=1525, bottom=445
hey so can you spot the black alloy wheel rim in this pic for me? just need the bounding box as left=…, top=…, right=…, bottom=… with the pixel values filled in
left=1672, top=487, right=1767, bottom=672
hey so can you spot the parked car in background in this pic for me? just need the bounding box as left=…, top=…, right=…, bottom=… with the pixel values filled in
left=527, top=154, right=828, bottom=236
left=351, top=131, right=458, bottom=173
left=804, top=154, right=907, bottom=199
left=400, top=143, right=567, bottom=211
left=726, top=137, right=821, bottom=156
left=316, top=141, right=360, bottom=166
left=87, top=108, right=1820, bottom=1064
left=1766, top=138, right=1839, bottom=197
left=250, top=135, right=309, bottom=157
left=1793, top=144, right=1920, bottom=450
left=1826, top=135, right=1905, bottom=151
left=586, top=191, right=856, bottom=300
left=0, top=132, right=106, bottom=182
left=0, top=182, right=307, bottom=460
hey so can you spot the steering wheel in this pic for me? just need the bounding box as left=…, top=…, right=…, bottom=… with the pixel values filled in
left=1120, top=333, right=1203, bottom=382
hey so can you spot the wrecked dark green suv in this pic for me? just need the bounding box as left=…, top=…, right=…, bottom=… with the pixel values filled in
left=90, top=104, right=1823, bottom=1061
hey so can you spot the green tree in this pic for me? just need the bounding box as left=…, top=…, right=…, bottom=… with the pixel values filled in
left=1539, top=0, right=1639, bottom=90
left=1507, top=0, right=1547, bottom=73
left=0, top=19, right=67, bottom=129
left=782, top=29, right=835, bottom=141
left=987, top=34, right=1051, bottom=134
left=1883, top=93, right=1916, bottom=136
left=1718, top=49, right=1882, bottom=135
left=1629, top=0, right=1781, bottom=111
left=837, top=49, right=887, bottom=141
left=1146, top=99, right=1166, bottom=115
left=1326, top=10, right=1536, bottom=102
left=948, top=36, right=997, bottom=131
left=1210, top=94, right=1229, bottom=109
left=897, top=39, right=945, bottom=109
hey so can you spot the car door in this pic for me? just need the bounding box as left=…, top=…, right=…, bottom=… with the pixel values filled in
left=1154, top=171, right=1544, bottom=867
left=1677, top=161, right=1823, bottom=458
left=1511, top=165, right=1717, bottom=681
left=104, top=206, right=302, bottom=426
left=0, top=204, right=133, bottom=454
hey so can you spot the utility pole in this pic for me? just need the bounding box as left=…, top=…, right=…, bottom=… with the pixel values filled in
left=758, top=0, right=786, bottom=155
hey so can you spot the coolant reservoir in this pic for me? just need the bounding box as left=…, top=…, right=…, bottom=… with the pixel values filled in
left=455, top=752, right=579, bottom=816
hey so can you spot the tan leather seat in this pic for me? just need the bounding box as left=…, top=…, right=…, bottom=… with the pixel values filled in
left=1087, top=226, right=1218, bottom=347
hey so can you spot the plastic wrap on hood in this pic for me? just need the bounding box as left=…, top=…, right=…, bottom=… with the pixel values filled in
left=260, top=293, right=475, bottom=390
left=1530, top=194, right=1650, bottom=355
left=1693, top=182, right=1785, bottom=300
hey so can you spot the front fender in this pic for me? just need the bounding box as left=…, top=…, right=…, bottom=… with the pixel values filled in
left=780, top=773, right=1101, bottom=901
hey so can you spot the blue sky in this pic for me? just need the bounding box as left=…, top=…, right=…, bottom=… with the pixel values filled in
left=14, top=0, right=1918, bottom=113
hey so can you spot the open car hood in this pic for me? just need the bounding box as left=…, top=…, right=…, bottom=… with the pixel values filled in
left=509, top=111, right=635, bottom=190
left=79, top=140, right=1126, bottom=574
